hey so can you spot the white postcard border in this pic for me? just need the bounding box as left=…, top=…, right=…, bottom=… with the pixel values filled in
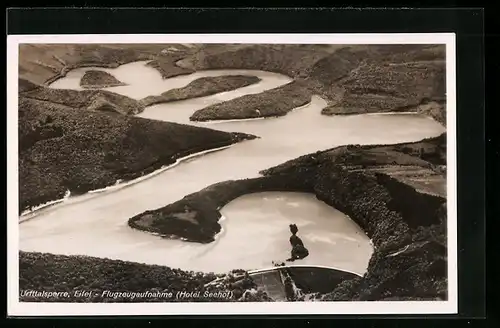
left=7, top=33, right=457, bottom=316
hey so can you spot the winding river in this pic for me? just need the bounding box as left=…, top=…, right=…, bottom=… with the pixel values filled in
left=19, top=61, right=445, bottom=275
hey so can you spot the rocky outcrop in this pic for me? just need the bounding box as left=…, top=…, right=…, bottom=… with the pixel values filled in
left=140, top=75, right=261, bottom=107
left=80, top=70, right=126, bottom=88
left=190, top=80, right=312, bottom=121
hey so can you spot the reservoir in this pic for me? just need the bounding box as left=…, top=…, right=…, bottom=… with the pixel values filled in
left=19, top=61, right=445, bottom=275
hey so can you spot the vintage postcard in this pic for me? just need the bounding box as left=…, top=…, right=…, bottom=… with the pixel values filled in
left=7, top=33, right=457, bottom=315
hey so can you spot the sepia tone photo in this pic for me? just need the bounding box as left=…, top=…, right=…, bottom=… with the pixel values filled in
left=10, top=35, right=454, bottom=314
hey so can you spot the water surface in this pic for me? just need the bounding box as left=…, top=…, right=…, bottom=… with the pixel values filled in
left=218, top=192, right=373, bottom=274
left=20, top=61, right=445, bottom=274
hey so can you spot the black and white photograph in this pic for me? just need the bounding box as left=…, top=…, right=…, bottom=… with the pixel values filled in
left=8, top=34, right=457, bottom=315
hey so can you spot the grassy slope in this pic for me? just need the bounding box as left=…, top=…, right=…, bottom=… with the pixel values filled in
left=183, top=44, right=446, bottom=125
left=140, top=75, right=261, bottom=107
left=128, top=134, right=447, bottom=300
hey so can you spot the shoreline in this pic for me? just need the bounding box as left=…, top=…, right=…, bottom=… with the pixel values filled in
left=44, top=62, right=121, bottom=86
left=87, top=144, right=234, bottom=195
left=36, top=45, right=445, bottom=125
left=19, top=60, right=255, bottom=213
left=127, top=176, right=312, bottom=243
left=41, top=59, right=444, bottom=126
left=185, top=44, right=445, bottom=124
left=18, top=44, right=448, bottom=302
left=43, top=59, right=155, bottom=86
left=127, top=134, right=447, bottom=300
left=19, top=144, right=237, bottom=222
left=19, top=190, right=71, bottom=221
left=81, top=82, right=127, bottom=89
left=213, top=214, right=227, bottom=241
